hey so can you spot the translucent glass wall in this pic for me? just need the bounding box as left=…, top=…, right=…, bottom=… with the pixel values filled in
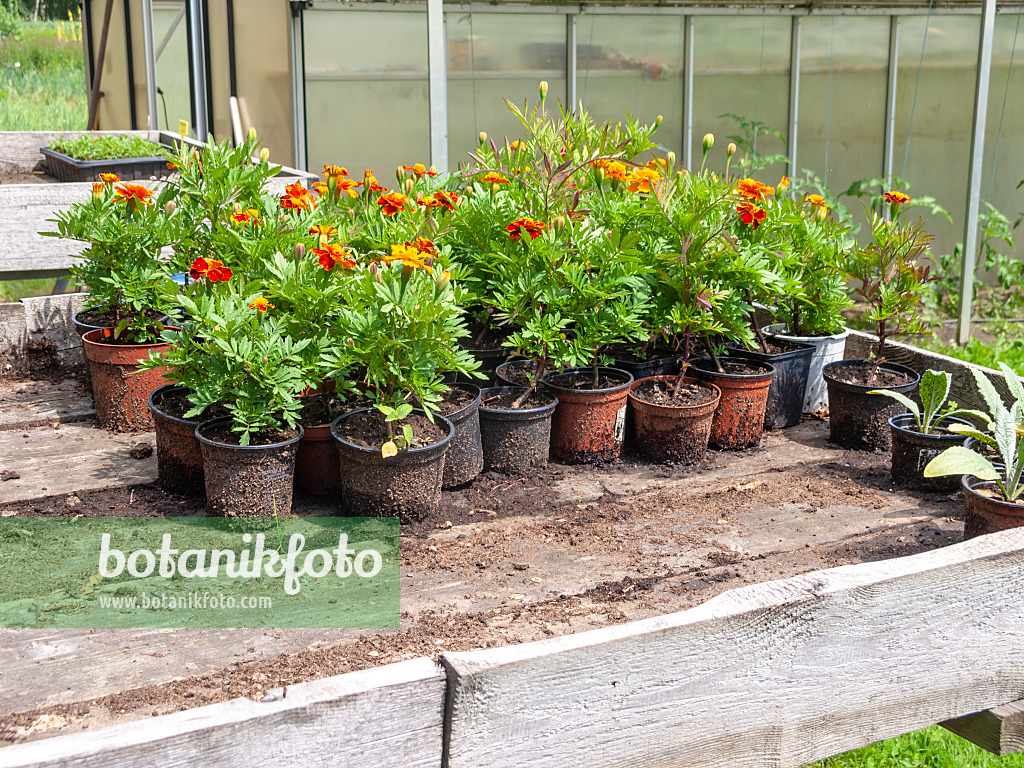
left=152, top=1, right=191, bottom=133
left=982, top=16, right=1024, bottom=236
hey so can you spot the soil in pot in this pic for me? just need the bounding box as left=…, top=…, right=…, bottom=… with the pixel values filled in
left=433, top=384, right=484, bottom=489
left=689, top=358, right=774, bottom=450
left=295, top=392, right=371, bottom=497
left=149, top=385, right=227, bottom=496
left=629, top=376, right=720, bottom=464
left=963, top=476, right=1024, bottom=539
left=196, top=419, right=303, bottom=517
left=729, top=339, right=814, bottom=430
left=543, top=368, right=634, bottom=464
left=495, top=358, right=538, bottom=387
left=331, top=409, right=453, bottom=523
left=82, top=328, right=173, bottom=432
left=478, top=386, right=559, bottom=474
left=824, top=360, right=920, bottom=452
left=889, top=414, right=971, bottom=491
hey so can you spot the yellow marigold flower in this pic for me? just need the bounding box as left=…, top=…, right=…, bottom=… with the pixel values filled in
left=249, top=297, right=274, bottom=312
left=626, top=167, right=660, bottom=195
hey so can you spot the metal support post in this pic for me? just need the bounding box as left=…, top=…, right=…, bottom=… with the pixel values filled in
left=883, top=16, right=900, bottom=181
left=567, top=14, right=577, bottom=110
left=141, top=0, right=159, bottom=131
left=788, top=15, right=802, bottom=180
left=427, top=0, right=449, bottom=173
left=681, top=15, right=694, bottom=170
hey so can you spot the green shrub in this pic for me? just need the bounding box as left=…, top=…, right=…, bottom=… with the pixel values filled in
left=0, top=4, right=22, bottom=39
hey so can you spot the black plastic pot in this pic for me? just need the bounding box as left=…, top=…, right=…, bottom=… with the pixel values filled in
left=610, top=354, right=682, bottom=381
left=458, top=325, right=514, bottom=386
left=478, top=386, right=558, bottom=474
left=823, top=360, right=920, bottom=451
left=41, top=142, right=171, bottom=182
left=196, top=418, right=303, bottom=517
left=963, top=476, right=1024, bottom=539
left=728, top=340, right=814, bottom=430
left=888, top=414, right=971, bottom=490
left=965, top=436, right=1004, bottom=472
left=495, top=358, right=537, bottom=387
left=440, top=383, right=484, bottom=489
left=330, top=408, right=454, bottom=522
left=148, top=384, right=206, bottom=495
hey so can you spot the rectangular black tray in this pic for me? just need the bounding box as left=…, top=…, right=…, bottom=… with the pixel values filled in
left=40, top=141, right=173, bottom=183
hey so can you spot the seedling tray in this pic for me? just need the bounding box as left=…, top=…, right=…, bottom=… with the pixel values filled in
left=40, top=142, right=172, bottom=183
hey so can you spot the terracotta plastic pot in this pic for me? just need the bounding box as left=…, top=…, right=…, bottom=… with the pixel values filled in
left=543, top=367, right=633, bottom=464
left=690, top=357, right=774, bottom=450
left=823, top=360, right=920, bottom=451
left=478, top=386, right=559, bottom=475
left=295, top=423, right=341, bottom=497
left=196, top=418, right=303, bottom=517
left=82, top=328, right=173, bottom=432
left=763, top=324, right=849, bottom=413
left=963, top=476, right=1024, bottom=539
left=441, top=383, right=484, bottom=489
left=628, top=375, right=721, bottom=464
left=331, top=408, right=454, bottom=523
left=888, top=414, right=971, bottom=490
left=148, top=384, right=205, bottom=495
left=728, top=340, right=814, bottom=430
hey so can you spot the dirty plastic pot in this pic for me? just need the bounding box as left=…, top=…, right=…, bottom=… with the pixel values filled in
left=963, top=476, right=1024, bottom=539
left=628, top=375, right=720, bottom=464
left=823, top=360, right=920, bottom=452
left=196, top=418, right=303, bottom=517
left=82, top=328, right=174, bottom=432
left=689, top=357, right=774, bottom=450
left=543, top=367, right=634, bottom=463
left=441, top=383, right=484, bottom=489
left=478, top=386, right=558, bottom=474
left=330, top=408, right=454, bottom=522
left=148, top=384, right=205, bottom=495
left=611, top=353, right=682, bottom=381
left=728, top=340, right=814, bottom=430
left=495, top=358, right=538, bottom=387
left=965, top=436, right=1004, bottom=471
left=295, top=423, right=341, bottom=497
left=888, top=414, right=971, bottom=490
left=458, top=326, right=514, bottom=386
left=763, top=324, right=849, bottom=413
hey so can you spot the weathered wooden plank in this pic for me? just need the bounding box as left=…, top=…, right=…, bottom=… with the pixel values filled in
left=0, top=657, right=445, bottom=768
left=0, top=380, right=94, bottom=431
left=442, top=528, right=1024, bottom=768
left=942, top=700, right=1024, bottom=756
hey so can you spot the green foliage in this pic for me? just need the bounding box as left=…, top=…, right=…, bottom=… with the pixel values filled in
left=0, top=3, right=21, bottom=38
left=869, top=369, right=986, bottom=434
left=720, top=113, right=789, bottom=174
left=916, top=328, right=1024, bottom=377
left=809, top=725, right=1024, bottom=767
left=0, top=20, right=85, bottom=130
left=50, top=134, right=164, bottom=161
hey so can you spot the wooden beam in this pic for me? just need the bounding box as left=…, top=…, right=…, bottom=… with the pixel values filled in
left=942, top=700, right=1024, bottom=756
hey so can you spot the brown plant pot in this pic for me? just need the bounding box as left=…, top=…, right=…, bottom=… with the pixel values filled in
left=295, top=423, right=341, bottom=497
left=628, top=375, right=721, bottom=464
left=148, top=384, right=205, bottom=495
left=330, top=408, right=454, bottom=523
left=196, top=418, right=303, bottom=517
left=690, top=358, right=775, bottom=450
left=82, top=328, right=173, bottom=432
left=963, top=476, right=1024, bottom=539
left=543, top=367, right=633, bottom=464
left=823, top=360, right=920, bottom=451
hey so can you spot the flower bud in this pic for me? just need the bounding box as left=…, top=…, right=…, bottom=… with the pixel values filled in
left=478, top=131, right=488, bottom=145
left=665, top=151, right=676, bottom=169
left=429, top=165, right=437, bottom=174
left=404, top=178, right=415, bottom=194
left=248, top=126, right=257, bottom=142
left=368, top=262, right=378, bottom=276
left=423, top=256, right=435, bottom=267
left=435, top=270, right=451, bottom=290
left=396, top=166, right=406, bottom=183
left=702, top=133, right=715, bottom=152
left=347, top=208, right=356, bottom=218
left=727, top=142, right=737, bottom=157
left=465, top=184, right=473, bottom=196
left=233, top=202, right=243, bottom=214
left=294, top=242, right=306, bottom=259
left=91, top=182, right=103, bottom=202
left=552, top=214, right=566, bottom=232
left=164, top=200, right=175, bottom=215
left=777, top=175, right=791, bottom=193
left=816, top=205, right=828, bottom=222
left=346, top=337, right=354, bottom=346
left=375, top=271, right=383, bottom=282
left=259, top=147, right=270, bottom=162
left=539, top=80, right=549, bottom=100
left=654, top=114, right=663, bottom=128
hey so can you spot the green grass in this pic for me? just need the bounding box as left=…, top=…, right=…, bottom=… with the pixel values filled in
left=0, top=277, right=77, bottom=302
left=915, top=325, right=1024, bottom=376
left=808, top=726, right=1024, bottom=767
left=0, top=20, right=86, bottom=131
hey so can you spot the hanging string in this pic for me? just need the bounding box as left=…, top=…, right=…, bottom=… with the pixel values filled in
left=823, top=4, right=837, bottom=189
left=987, top=0, right=1023, bottom=200
left=469, top=8, right=478, bottom=141
left=901, top=0, right=936, bottom=180
left=752, top=5, right=768, bottom=157
left=668, top=12, right=686, bottom=158
left=581, top=14, right=596, bottom=106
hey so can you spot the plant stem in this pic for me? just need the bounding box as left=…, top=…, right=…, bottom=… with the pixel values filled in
left=703, top=332, right=724, bottom=373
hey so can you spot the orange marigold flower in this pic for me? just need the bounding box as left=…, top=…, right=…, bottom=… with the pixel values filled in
left=309, top=224, right=337, bottom=238
left=249, top=297, right=274, bottom=312
left=479, top=172, right=509, bottom=186
left=401, top=163, right=437, bottom=178
left=736, top=178, right=775, bottom=201
left=313, top=243, right=356, bottom=271
left=113, top=183, right=153, bottom=208
left=377, top=192, right=411, bottom=216
left=312, top=181, right=329, bottom=196
left=323, top=164, right=349, bottom=179
left=736, top=201, right=767, bottom=229
left=417, top=196, right=443, bottom=208
left=384, top=243, right=434, bottom=274
left=804, top=194, right=826, bottom=207
left=778, top=176, right=791, bottom=192
left=883, top=191, right=911, bottom=205
left=91, top=182, right=105, bottom=199
left=99, top=173, right=120, bottom=184
left=230, top=210, right=253, bottom=225
left=281, top=181, right=316, bottom=211
left=602, top=161, right=629, bottom=182
left=362, top=171, right=387, bottom=193
left=590, top=158, right=611, bottom=170
left=413, top=237, right=438, bottom=256
left=509, top=140, right=525, bottom=151
left=507, top=217, right=546, bottom=242
left=626, top=168, right=660, bottom=195
left=434, top=190, right=458, bottom=210
left=189, top=257, right=232, bottom=282
left=336, top=178, right=360, bottom=198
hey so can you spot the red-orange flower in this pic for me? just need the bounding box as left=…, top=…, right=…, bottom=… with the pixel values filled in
left=362, top=171, right=386, bottom=193
left=323, top=165, right=349, bottom=180
left=401, top=163, right=437, bottom=178
left=804, top=194, right=826, bottom=207
left=113, top=183, right=153, bottom=208
left=883, top=191, right=911, bottom=205
left=312, top=181, right=329, bottom=196
left=313, top=243, right=356, bottom=271
left=280, top=182, right=316, bottom=211
left=249, top=297, right=274, bottom=312
left=626, top=168, right=660, bottom=195
left=230, top=210, right=253, bottom=225
left=91, top=182, right=104, bottom=200
left=189, top=257, right=232, bottom=282
left=435, top=190, right=458, bottom=210
left=509, top=140, right=525, bottom=151
left=377, top=192, right=411, bottom=216
left=99, top=173, right=120, bottom=184
left=479, top=172, right=509, bottom=186
left=603, top=161, right=629, bottom=182
left=309, top=224, right=337, bottom=246
left=384, top=243, right=434, bottom=274
left=736, top=201, right=767, bottom=229
left=413, top=237, right=438, bottom=256
left=417, top=196, right=443, bottom=208
left=507, top=217, right=546, bottom=241
left=736, top=178, right=775, bottom=201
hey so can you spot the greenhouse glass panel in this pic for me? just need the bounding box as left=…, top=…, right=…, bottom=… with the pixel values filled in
left=152, top=0, right=191, bottom=134
left=691, top=16, right=791, bottom=179
left=797, top=16, right=889, bottom=202
left=894, top=15, right=980, bottom=258
left=447, top=12, right=566, bottom=167
left=303, top=9, right=430, bottom=180
left=575, top=14, right=687, bottom=159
